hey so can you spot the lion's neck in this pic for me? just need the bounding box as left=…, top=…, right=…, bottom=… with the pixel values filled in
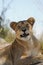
left=16, top=37, right=34, bottom=50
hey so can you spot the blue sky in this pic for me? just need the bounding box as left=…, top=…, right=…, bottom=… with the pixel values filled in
left=0, top=0, right=43, bottom=38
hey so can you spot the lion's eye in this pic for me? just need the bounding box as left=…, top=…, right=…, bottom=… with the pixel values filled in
left=26, top=24, right=29, bottom=27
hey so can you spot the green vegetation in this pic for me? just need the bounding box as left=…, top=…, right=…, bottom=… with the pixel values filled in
left=5, top=30, right=16, bottom=43
left=0, top=27, right=9, bottom=38
left=40, top=33, right=43, bottom=49
left=0, top=26, right=15, bottom=43
left=39, top=33, right=43, bottom=54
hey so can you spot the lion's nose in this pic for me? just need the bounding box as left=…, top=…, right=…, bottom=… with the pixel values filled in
left=22, top=27, right=26, bottom=32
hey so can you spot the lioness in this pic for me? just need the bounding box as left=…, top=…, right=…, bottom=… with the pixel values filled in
left=0, top=17, right=43, bottom=65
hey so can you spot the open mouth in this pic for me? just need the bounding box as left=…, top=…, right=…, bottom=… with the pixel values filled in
left=20, top=33, right=29, bottom=37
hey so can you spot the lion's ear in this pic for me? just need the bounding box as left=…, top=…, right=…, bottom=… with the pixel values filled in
left=10, top=22, right=17, bottom=30
left=27, top=17, right=35, bottom=26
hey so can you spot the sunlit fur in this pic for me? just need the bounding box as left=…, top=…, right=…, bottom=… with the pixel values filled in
left=0, top=17, right=43, bottom=65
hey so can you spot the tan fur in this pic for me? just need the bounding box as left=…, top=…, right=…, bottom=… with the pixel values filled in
left=0, top=17, right=43, bottom=65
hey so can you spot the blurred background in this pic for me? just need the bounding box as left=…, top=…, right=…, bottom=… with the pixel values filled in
left=0, top=0, right=43, bottom=48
